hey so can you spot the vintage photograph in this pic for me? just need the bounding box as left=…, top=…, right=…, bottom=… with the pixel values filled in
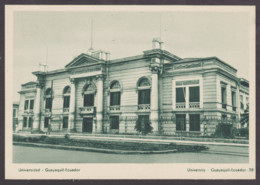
left=5, top=5, right=255, bottom=179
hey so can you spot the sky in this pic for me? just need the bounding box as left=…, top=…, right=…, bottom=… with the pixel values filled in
left=12, top=7, right=252, bottom=102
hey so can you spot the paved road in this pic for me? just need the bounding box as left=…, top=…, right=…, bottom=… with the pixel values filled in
left=13, top=145, right=249, bottom=163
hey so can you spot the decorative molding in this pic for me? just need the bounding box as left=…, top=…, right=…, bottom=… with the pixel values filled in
left=174, top=62, right=202, bottom=70
left=69, top=78, right=75, bottom=84
left=150, top=66, right=160, bottom=74
left=96, top=74, right=104, bottom=81
left=81, top=80, right=97, bottom=96
left=70, top=66, right=101, bottom=75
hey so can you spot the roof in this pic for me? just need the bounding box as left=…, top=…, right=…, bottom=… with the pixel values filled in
left=176, top=57, right=237, bottom=72
left=22, top=81, right=37, bottom=86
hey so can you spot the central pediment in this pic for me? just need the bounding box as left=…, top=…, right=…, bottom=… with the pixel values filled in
left=65, top=53, right=103, bottom=68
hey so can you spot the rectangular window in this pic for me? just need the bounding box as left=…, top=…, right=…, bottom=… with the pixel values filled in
left=45, top=98, right=52, bottom=109
left=110, top=116, right=119, bottom=129
left=30, top=100, right=34, bottom=110
left=176, top=114, right=186, bottom=131
left=189, top=114, right=200, bottom=131
left=240, top=95, right=244, bottom=109
left=221, top=87, right=227, bottom=108
left=63, top=117, right=68, bottom=129
left=189, top=86, right=200, bottom=102
left=23, top=117, right=27, bottom=127
left=110, top=92, right=121, bottom=106
left=138, top=115, right=150, bottom=125
left=13, top=109, right=16, bottom=118
left=246, top=97, right=249, bottom=109
left=44, top=117, right=49, bottom=128
left=28, top=117, right=33, bottom=128
left=24, top=100, right=29, bottom=110
left=222, top=114, right=227, bottom=124
left=63, top=96, right=70, bottom=108
left=138, top=89, right=150, bottom=104
left=84, top=94, right=94, bottom=106
left=232, top=91, right=236, bottom=110
left=176, top=87, right=185, bottom=103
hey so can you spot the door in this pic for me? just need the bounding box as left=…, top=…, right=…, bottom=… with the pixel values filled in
left=83, top=118, right=93, bottom=133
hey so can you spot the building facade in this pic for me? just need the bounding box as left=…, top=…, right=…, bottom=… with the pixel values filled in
left=13, top=102, right=19, bottom=131
left=16, top=41, right=249, bottom=136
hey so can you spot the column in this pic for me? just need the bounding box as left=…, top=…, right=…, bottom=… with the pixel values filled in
left=32, top=83, right=42, bottom=131
left=96, top=75, right=104, bottom=133
left=186, top=113, right=189, bottom=132
left=150, top=66, right=159, bottom=134
left=186, top=86, right=189, bottom=109
left=68, top=78, right=76, bottom=132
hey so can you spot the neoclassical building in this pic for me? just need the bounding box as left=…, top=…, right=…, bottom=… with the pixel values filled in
left=16, top=40, right=249, bottom=136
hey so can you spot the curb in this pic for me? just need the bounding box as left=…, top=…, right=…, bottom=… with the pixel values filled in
left=13, top=142, right=178, bottom=154
left=13, top=133, right=249, bottom=147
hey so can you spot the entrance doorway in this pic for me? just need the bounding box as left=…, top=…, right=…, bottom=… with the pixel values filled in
left=82, top=118, right=93, bottom=133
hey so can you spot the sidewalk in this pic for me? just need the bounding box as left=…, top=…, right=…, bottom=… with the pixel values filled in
left=14, top=132, right=249, bottom=147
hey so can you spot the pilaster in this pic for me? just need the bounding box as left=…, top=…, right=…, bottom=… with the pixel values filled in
left=96, top=75, right=104, bottom=133
left=150, top=66, right=160, bottom=134
left=68, top=78, right=76, bottom=132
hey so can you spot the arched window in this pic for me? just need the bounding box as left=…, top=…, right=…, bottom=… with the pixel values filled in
left=45, top=88, right=52, bottom=110
left=83, top=84, right=95, bottom=107
left=63, top=86, right=71, bottom=111
left=110, top=81, right=121, bottom=107
left=137, top=77, right=151, bottom=106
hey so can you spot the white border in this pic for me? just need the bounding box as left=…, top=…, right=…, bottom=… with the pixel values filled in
left=5, top=5, right=256, bottom=179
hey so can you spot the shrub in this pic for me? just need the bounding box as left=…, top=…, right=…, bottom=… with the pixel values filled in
left=239, top=128, right=249, bottom=138
left=214, top=123, right=236, bottom=138
left=135, top=119, right=153, bottom=135
left=64, top=134, right=70, bottom=140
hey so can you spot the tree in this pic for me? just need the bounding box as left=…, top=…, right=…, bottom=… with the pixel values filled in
left=240, top=104, right=249, bottom=127
left=135, top=118, right=153, bottom=135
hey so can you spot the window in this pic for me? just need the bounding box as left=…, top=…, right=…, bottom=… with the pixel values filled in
left=138, top=89, right=151, bottom=104
left=175, top=79, right=200, bottom=109
left=84, top=94, right=94, bottom=106
left=232, top=91, right=236, bottom=111
left=24, top=99, right=34, bottom=111
left=189, top=114, right=200, bottom=131
left=23, top=116, right=33, bottom=128
left=138, top=78, right=151, bottom=105
left=110, top=116, right=119, bottom=129
left=176, top=87, right=185, bottom=103
left=23, top=117, right=27, bottom=127
left=221, top=114, right=227, bottom=124
left=176, top=114, right=186, bottom=131
left=110, top=92, right=120, bottom=106
left=63, top=86, right=70, bottom=109
left=246, top=97, right=249, bottom=110
left=63, top=96, right=70, bottom=108
left=63, top=117, right=68, bottom=129
left=110, top=81, right=121, bottom=106
left=45, top=88, right=53, bottom=110
left=45, top=98, right=52, bottom=109
left=221, top=86, right=227, bottom=109
left=13, top=109, right=16, bottom=118
left=28, top=117, right=33, bottom=128
left=240, top=95, right=244, bottom=109
left=29, top=100, right=34, bottom=110
left=83, top=84, right=95, bottom=107
left=138, top=115, right=150, bottom=125
left=24, top=100, right=29, bottom=110
left=44, top=117, right=50, bottom=128
left=189, top=86, right=200, bottom=102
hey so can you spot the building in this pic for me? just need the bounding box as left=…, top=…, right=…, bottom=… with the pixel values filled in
left=16, top=39, right=249, bottom=136
left=13, top=102, right=19, bottom=131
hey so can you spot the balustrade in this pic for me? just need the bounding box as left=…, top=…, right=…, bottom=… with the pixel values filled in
left=138, top=104, right=151, bottom=111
